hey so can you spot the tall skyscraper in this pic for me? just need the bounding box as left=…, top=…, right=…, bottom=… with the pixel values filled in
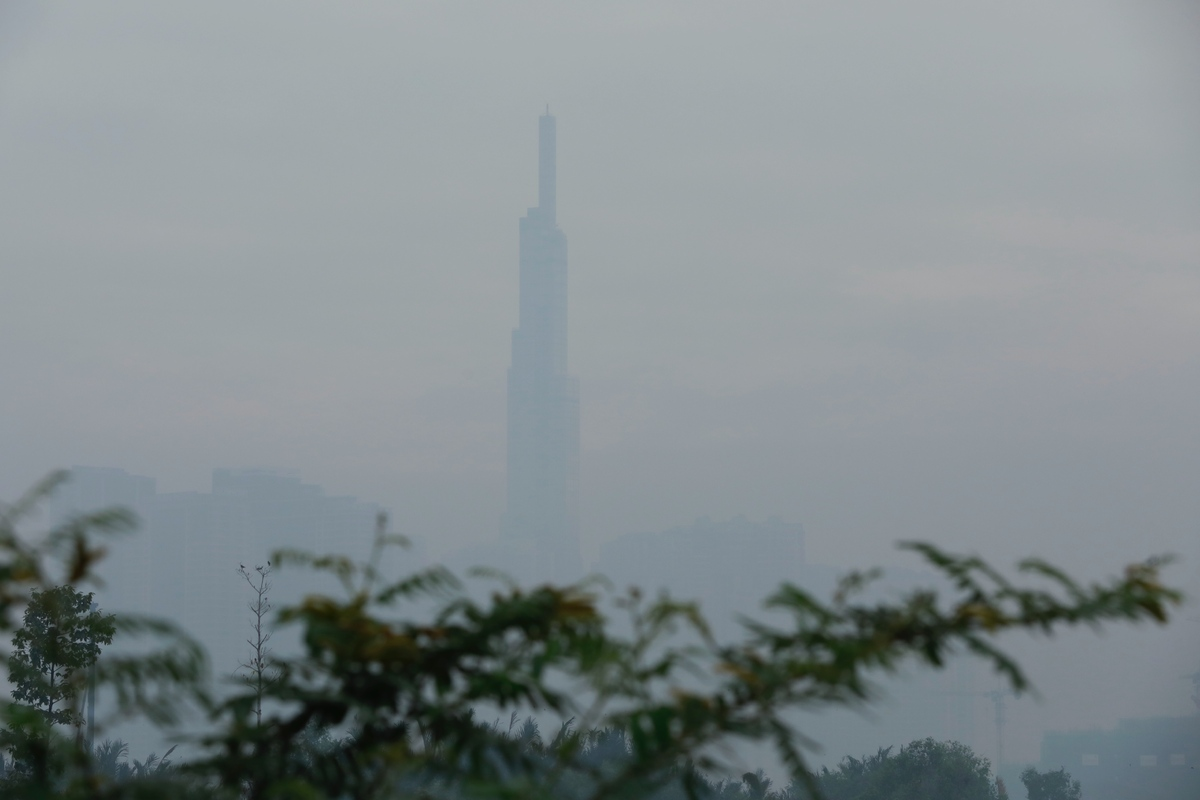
left=501, top=111, right=581, bottom=575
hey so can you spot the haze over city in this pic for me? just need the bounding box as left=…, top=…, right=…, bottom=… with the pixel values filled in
left=1, top=0, right=1198, bottom=784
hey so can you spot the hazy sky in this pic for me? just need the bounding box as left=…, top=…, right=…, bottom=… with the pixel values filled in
left=2, top=0, right=1198, bottom=755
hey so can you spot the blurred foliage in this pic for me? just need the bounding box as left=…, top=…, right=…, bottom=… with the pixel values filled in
left=0, top=471, right=1183, bottom=799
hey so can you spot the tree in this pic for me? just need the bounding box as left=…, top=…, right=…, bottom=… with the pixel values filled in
left=1020, top=766, right=1081, bottom=800
left=91, top=738, right=130, bottom=781
left=814, top=739, right=996, bottom=800
left=89, top=737, right=179, bottom=783
left=8, top=585, right=115, bottom=727
left=236, top=562, right=275, bottom=728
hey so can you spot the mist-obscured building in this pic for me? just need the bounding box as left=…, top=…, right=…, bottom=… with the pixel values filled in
left=1040, top=715, right=1200, bottom=799
left=51, top=466, right=384, bottom=680
left=596, top=515, right=807, bottom=616
left=48, top=467, right=159, bottom=612
left=594, top=515, right=981, bottom=763
left=500, top=111, right=581, bottom=579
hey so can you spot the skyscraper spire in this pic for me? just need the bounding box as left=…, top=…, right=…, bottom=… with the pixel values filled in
left=501, top=111, right=580, bottom=577
left=537, top=111, right=556, bottom=223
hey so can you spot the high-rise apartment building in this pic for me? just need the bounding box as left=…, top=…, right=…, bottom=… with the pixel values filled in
left=501, top=111, right=581, bottom=575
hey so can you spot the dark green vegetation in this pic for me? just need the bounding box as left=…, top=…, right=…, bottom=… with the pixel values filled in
left=9, top=585, right=115, bottom=727
left=0, top=471, right=1183, bottom=798
left=817, top=739, right=995, bottom=800
left=1019, top=766, right=1081, bottom=800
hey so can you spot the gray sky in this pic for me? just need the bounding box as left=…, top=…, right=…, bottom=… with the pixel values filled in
left=2, top=0, right=1198, bottom=760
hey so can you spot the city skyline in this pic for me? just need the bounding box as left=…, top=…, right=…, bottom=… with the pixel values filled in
left=2, top=2, right=1197, bottom=768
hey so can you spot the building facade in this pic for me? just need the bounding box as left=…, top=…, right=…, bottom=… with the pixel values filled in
left=500, top=111, right=581, bottom=576
left=1040, top=715, right=1200, bottom=799
left=50, top=466, right=383, bottom=678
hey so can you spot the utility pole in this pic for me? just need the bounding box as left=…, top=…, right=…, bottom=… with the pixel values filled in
left=86, top=601, right=97, bottom=753
left=941, top=686, right=1013, bottom=770
left=982, top=689, right=1011, bottom=770
left=1187, top=616, right=1200, bottom=713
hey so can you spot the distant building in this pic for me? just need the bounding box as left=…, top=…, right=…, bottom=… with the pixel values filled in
left=500, top=110, right=581, bottom=577
left=48, top=466, right=158, bottom=612
left=596, top=515, right=808, bottom=617
left=594, top=515, right=984, bottom=760
left=51, top=466, right=383, bottom=679
left=1040, top=715, right=1200, bottom=799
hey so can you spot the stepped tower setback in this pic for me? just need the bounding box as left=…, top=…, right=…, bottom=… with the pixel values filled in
left=501, top=111, right=581, bottom=575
